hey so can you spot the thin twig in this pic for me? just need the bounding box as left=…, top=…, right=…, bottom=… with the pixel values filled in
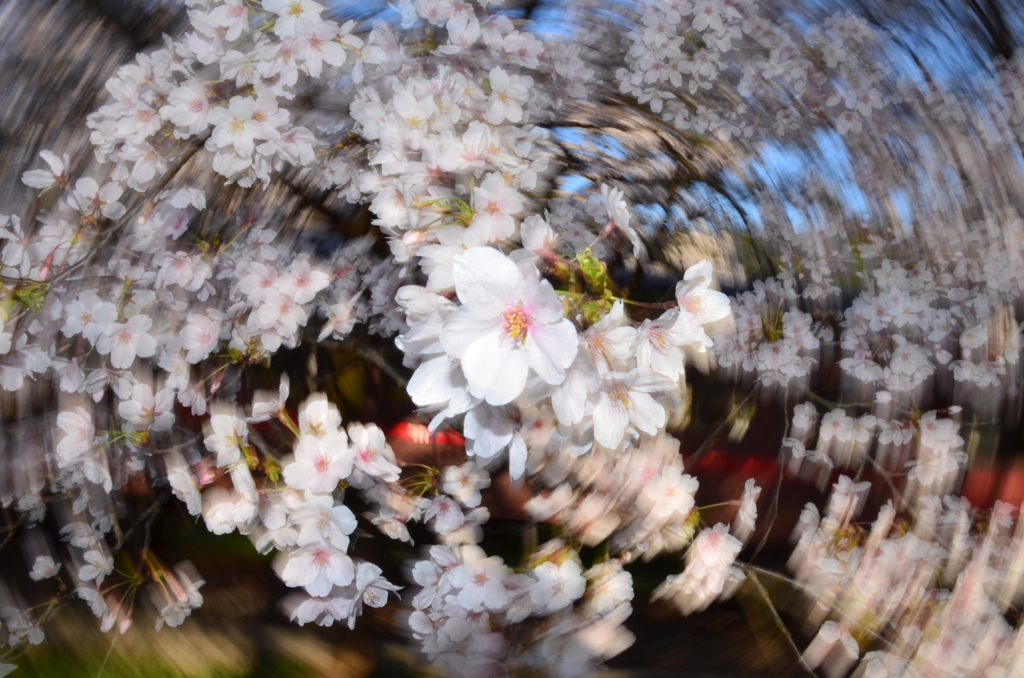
left=352, top=345, right=409, bottom=388
left=686, top=385, right=759, bottom=466
left=66, top=135, right=209, bottom=282
left=807, top=391, right=874, bottom=411
left=9, top=134, right=209, bottom=333
left=751, top=388, right=789, bottom=561
left=0, top=514, right=28, bottom=553
left=742, top=563, right=899, bottom=651
left=115, top=492, right=169, bottom=553
left=866, top=456, right=904, bottom=507
left=744, top=568, right=817, bottom=676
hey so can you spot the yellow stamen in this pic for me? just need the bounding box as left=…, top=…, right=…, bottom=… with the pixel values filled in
left=503, top=304, right=530, bottom=341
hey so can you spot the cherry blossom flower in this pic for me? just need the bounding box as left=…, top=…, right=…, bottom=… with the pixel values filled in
left=354, top=562, right=402, bottom=609
left=424, top=496, right=465, bottom=535
left=79, top=550, right=113, bottom=586
left=600, top=184, right=643, bottom=258
left=675, top=260, right=731, bottom=329
left=531, top=559, right=586, bottom=613
left=441, top=247, right=577, bottom=406
left=95, top=314, right=157, bottom=369
left=263, top=0, right=326, bottom=37
left=485, top=67, right=531, bottom=124
left=289, top=490, right=357, bottom=549
left=203, top=413, right=249, bottom=467
left=29, top=556, right=60, bottom=581
left=733, top=478, right=761, bottom=542
left=655, top=523, right=743, bottom=614
left=291, top=19, right=347, bottom=78
left=118, top=383, right=175, bottom=432
left=298, top=394, right=342, bottom=436
left=248, top=374, right=290, bottom=423
left=281, top=543, right=354, bottom=596
left=181, top=314, right=221, bottom=364
left=289, top=595, right=350, bottom=626
left=207, top=0, right=250, bottom=41
left=442, top=462, right=490, bottom=508
left=348, top=422, right=401, bottom=482
left=69, top=178, right=126, bottom=220
left=50, top=357, right=85, bottom=393
left=21, top=150, right=68, bottom=190
left=207, top=96, right=276, bottom=158
left=592, top=370, right=669, bottom=450
left=160, top=80, right=210, bottom=137
left=56, top=406, right=95, bottom=464
left=283, top=430, right=353, bottom=493
left=62, top=291, right=117, bottom=344
left=469, top=172, right=523, bottom=241
left=167, top=456, right=202, bottom=516
left=0, top=215, right=32, bottom=276
left=447, top=545, right=511, bottom=611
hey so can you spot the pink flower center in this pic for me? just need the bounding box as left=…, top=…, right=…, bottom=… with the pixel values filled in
left=679, top=291, right=706, bottom=316
left=647, top=326, right=670, bottom=349
left=610, top=386, right=630, bottom=409
left=312, top=548, right=331, bottom=568
left=502, top=304, right=530, bottom=341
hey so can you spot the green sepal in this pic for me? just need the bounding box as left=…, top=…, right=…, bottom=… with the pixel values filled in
left=14, top=282, right=47, bottom=314
left=264, top=458, right=281, bottom=483
left=576, top=248, right=612, bottom=297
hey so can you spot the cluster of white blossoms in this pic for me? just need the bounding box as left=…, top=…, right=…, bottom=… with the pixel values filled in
left=617, top=0, right=1024, bottom=153
left=617, top=0, right=893, bottom=140
left=700, top=207, right=1024, bottom=678
left=788, top=482, right=1024, bottom=678
left=8, top=0, right=1024, bottom=675
left=399, top=248, right=728, bottom=477
left=186, top=388, right=410, bottom=628
left=711, top=219, right=1024, bottom=405
left=0, top=0, right=749, bottom=669
left=407, top=541, right=634, bottom=676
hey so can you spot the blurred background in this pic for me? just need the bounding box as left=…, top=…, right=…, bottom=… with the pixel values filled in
left=7, top=0, right=1024, bottom=675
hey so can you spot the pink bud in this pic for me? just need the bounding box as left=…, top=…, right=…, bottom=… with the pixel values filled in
left=38, top=244, right=61, bottom=281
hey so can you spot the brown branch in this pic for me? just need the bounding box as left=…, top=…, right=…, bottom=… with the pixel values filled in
left=0, top=513, right=29, bottom=553
left=53, top=132, right=209, bottom=287
left=114, top=491, right=169, bottom=553
left=8, top=133, right=209, bottom=334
